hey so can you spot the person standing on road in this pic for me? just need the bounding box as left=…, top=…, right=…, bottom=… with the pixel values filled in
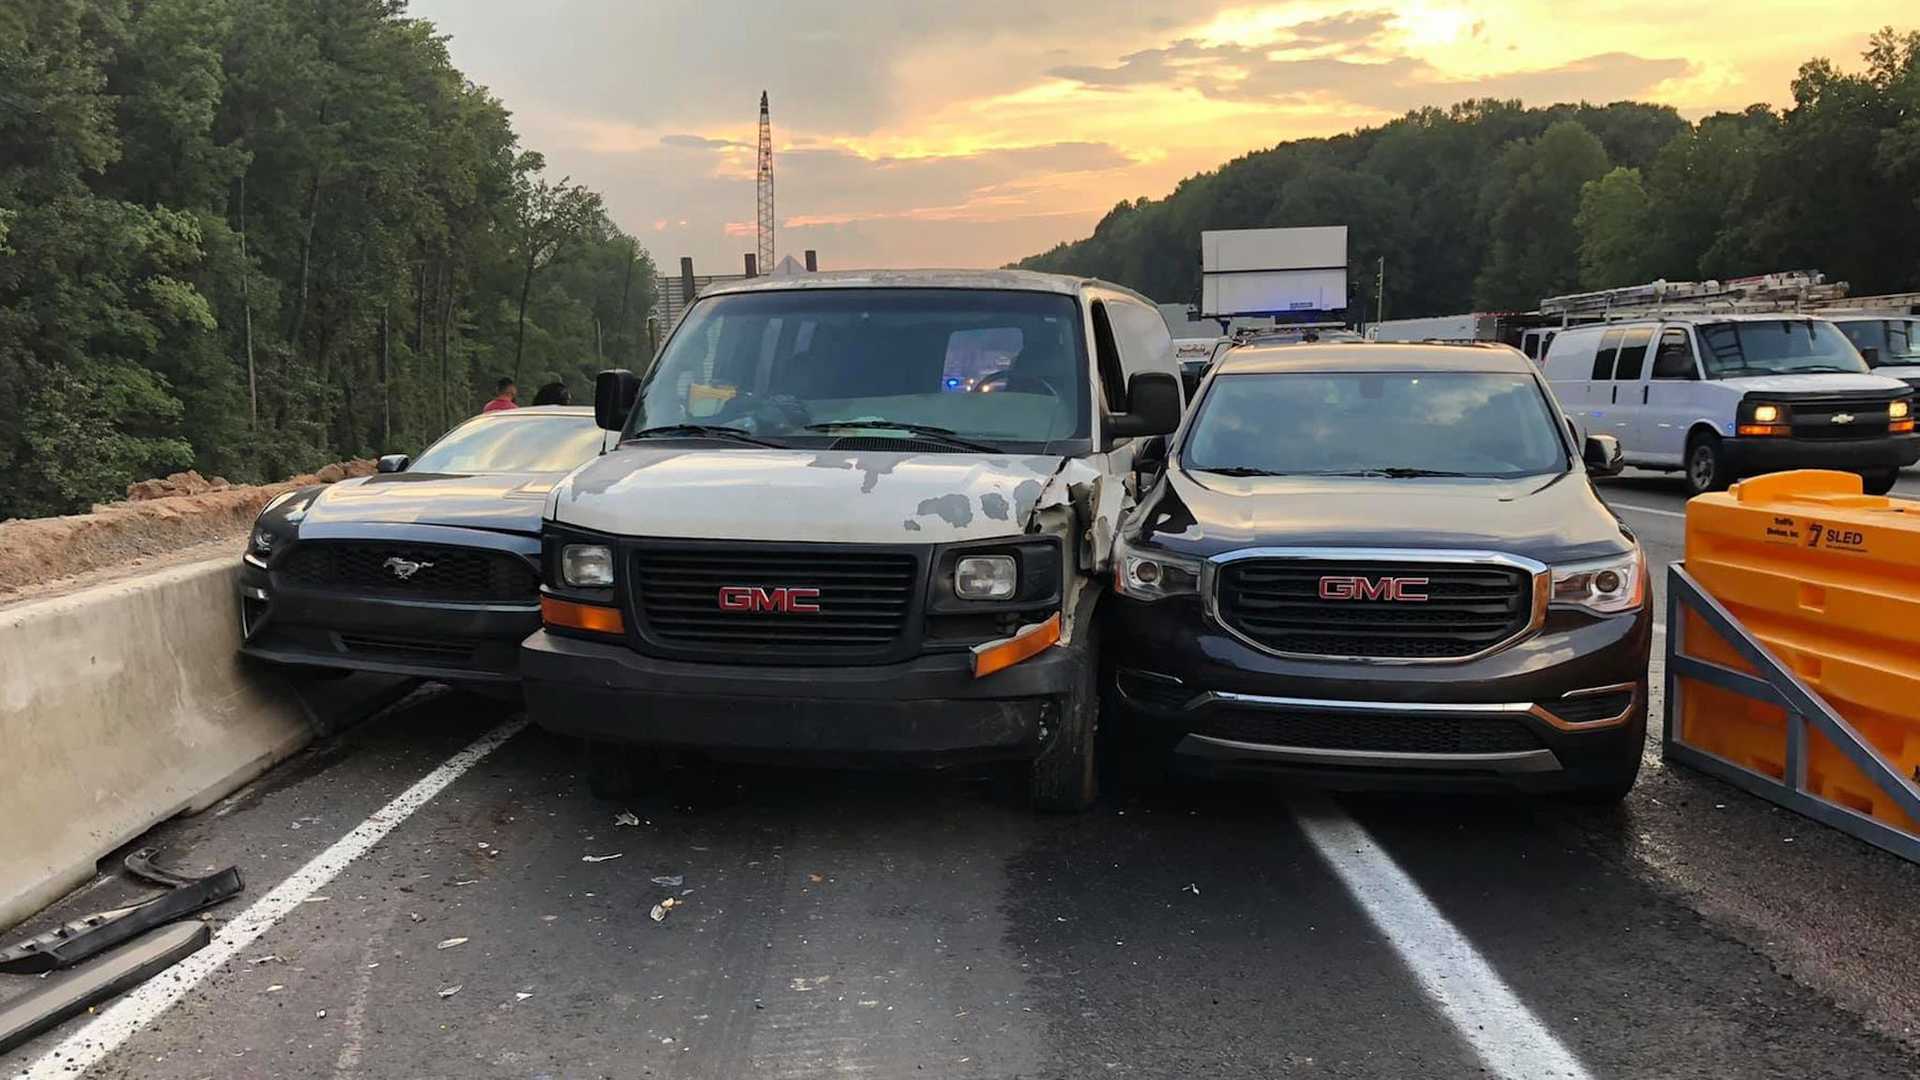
left=482, top=377, right=518, bottom=413
left=532, top=380, right=570, bottom=406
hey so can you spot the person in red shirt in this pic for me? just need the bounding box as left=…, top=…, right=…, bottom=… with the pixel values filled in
left=481, top=377, right=518, bottom=413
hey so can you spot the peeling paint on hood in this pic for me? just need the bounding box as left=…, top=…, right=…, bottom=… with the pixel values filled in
left=550, top=447, right=1068, bottom=543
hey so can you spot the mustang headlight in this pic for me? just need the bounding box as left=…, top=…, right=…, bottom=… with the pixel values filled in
left=1114, top=534, right=1204, bottom=601
left=1550, top=547, right=1645, bottom=615
left=562, top=544, right=615, bottom=587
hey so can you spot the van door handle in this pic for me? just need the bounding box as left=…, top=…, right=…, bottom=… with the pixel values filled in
left=1642, top=386, right=1649, bottom=405
left=1611, top=386, right=1618, bottom=404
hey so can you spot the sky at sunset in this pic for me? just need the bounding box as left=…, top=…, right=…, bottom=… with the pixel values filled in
left=410, top=1, right=1911, bottom=273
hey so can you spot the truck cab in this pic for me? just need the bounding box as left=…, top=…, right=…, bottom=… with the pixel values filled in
left=522, top=270, right=1182, bottom=811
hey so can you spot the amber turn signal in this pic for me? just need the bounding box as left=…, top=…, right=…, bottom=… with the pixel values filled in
left=541, top=595, right=625, bottom=635
left=970, top=613, right=1062, bottom=679
left=1736, top=424, right=1788, bottom=437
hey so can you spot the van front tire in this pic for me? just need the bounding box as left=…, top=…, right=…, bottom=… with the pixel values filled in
left=1028, top=638, right=1099, bottom=813
left=1685, top=432, right=1731, bottom=496
left=1862, top=469, right=1899, bottom=496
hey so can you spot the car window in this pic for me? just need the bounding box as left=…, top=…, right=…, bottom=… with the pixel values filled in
left=1695, top=319, right=1868, bottom=377
left=1838, top=318, right=1920, bottom=366
left=1652, top=329, right=1698, bottom=380
left=1612, top=326, right=1653, bottom=381
left=1088, top=301, right=1128, bottom=413
left=1590, top=329, right=1623, bottom=380
left=1182, top=371, right=1568, bottom=479
left=630, top=288, right=1091, bottom=449
left=409, top=414, right=606, bottom=473
left=1107, top=299, right=1175, bottom=389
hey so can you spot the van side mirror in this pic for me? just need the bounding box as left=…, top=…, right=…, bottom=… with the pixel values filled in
left=1583, top=434, right=1625, bottom=478
left=376, top=454, right=409, bottom=474
left=595, top=368, right=640, bottom=431
left=1105, top=372, right=1182, bottom=446
left=1860, top=346, right=1880, bottom=366
left=1133, top=435, right=1168, bottom=482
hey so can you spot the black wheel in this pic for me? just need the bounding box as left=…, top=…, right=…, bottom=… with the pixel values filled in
left=1564, top=752, right=1644, bottom=805
left=1862, top=469, right=1898, bottom=496
left=1684, top=431, right=1730, bottom=496
left=1028, top=636, right=1099, bottom=813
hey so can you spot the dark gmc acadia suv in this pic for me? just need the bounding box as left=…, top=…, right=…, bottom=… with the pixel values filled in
left=1108, top=343, right=1652, bottom=800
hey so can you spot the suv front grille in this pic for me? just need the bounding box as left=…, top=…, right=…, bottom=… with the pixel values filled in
left=1193, top=709, right=1543, bottom=755
left=1215, top=558, right=1534, bottom=660
left=279, top=543, right=537, bottom=602
left=629, top=543, right=921, bottom=662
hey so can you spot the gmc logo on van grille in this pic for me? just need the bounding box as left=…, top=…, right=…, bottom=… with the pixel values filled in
left=717, top=585, right=822, bottom=613
left=1318, top=575, right=1430, bottom=602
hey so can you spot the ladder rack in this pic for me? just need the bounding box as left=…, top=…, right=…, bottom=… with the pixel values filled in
left=1539, top=271, right=1850, bottom=322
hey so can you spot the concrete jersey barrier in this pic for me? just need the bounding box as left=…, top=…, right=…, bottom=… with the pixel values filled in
left=0, top=557, right=397, bottom=931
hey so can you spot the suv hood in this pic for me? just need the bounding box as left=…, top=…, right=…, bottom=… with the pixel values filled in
left=1719, top=372, right=1909, bottom=395
left=1141, top=468, right=1631, bottom=565
left=296, top=472, right=559, bottom=536
left=550, top=447, right=1068, bottom=543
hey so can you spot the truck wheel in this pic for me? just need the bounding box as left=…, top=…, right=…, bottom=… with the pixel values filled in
left=1861, top=469, right=1899, bottom=496
left=1684, top=432, right=1730, bottom=496
left=1029, top=637, right=1099, bottom=813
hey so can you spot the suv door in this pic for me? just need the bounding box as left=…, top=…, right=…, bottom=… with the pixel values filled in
left=1642, top=326, right=1703, bottom=465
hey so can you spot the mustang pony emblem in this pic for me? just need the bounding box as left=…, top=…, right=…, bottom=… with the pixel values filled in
left=383, top=556, right=435, bottom=581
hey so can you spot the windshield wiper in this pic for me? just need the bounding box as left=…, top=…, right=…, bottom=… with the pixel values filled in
left=1197, top=465, right=1294, bottom=477
left=1328, top=467, right=1479, bottom=478
left=803, top=420, right=1001, bottom=452
left=1785, top=365, right=1855, bottom=373
left=630, top=424, right=786, bottom=448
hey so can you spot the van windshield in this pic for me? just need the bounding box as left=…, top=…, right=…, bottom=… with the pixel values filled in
left=1835, top=318, right=1920, bottom=366
left=1182, top=371, right=1568, bottom=479
left=1695, top=320, right=1869, bottom=377
left=627, top=288, right=1090, bottom=451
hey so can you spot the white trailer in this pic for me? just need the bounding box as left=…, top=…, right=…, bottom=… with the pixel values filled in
left=1199, top=226, right=1347, bottom=319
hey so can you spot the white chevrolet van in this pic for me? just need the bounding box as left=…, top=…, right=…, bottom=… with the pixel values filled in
left=521, top=270, right=1184, bottom=811
left=1829, top=313, right=1920, bottom=391
left=1542, top=314, right=1916, bottom=494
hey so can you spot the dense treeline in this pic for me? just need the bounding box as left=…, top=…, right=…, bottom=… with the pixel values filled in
left=0, top=0, right=657, bottom=520
left=1020, top=29, right=1920, bottom=324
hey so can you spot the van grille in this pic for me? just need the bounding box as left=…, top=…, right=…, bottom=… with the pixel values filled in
left=279, top=543, right=537, bottom=602
left=1215, top=558, right=1534, bottom=660
left=629, top=544, right=921, bottom=662
left=1787, top=397, right=1897, bottom=441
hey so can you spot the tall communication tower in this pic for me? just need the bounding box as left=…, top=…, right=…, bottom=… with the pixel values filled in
left=756, top=91, right=774, bottom=275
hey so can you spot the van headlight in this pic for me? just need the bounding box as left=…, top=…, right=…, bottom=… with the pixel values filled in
left=955, top=555, right=1017, bottom=600
left=1113, top=535, right=1204, bottom=601
left=1550, top=548, right=1644, bottom=615
left=562, top=544, right=615, bottom=587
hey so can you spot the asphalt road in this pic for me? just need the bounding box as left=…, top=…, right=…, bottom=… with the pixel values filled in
left=8, top=468, right=1920, bottom=1079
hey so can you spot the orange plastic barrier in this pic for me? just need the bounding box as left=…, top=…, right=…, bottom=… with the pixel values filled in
left=1678, top=470, right=1920, bottom=835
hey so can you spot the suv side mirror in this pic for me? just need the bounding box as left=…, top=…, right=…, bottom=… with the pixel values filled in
left=595, top=368, right=640, bottom=431
left=1106, top=371, right=1182, bottom=446
left=1583, top=434, right=1625, bottom=478
left=376, top=453, right=410, bottom=474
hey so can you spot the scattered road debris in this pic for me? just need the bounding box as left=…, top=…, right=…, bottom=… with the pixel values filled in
left=649, top=875, right=684, bottom=887
left=316, top=1010, right=327, bottom=1019
left=1186, top=883, right=1201, bottom=896
left=0, top=865, right=242, bottom=975
left=615, top=811, right=641, bottom=827
left=438, top=984, right=463, bottom=999
left=649, top=898, right=682, bottom=923
left=515, top=992, right=533, bottom=1001
left=248, top=955, right=280, bottom=966
left=436, top=937, right=468, bottom=950
left=582, top=853, right=623, bottom=863
left=409, top=912, right=424, bottom=923
left=808, top=873, right=824, bottom=884
left=0, top=921, right=210, bottom=1054
left=265, top=985, right=284, bottom=993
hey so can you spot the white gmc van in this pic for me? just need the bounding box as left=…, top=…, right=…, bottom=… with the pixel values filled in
left=521, top=270, right=1184, bottom=811
left=1542, top=314, right=1917, bottom=494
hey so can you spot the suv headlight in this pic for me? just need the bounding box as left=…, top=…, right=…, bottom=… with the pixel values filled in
left=955, top=555, right=1017, bottom=600
left=1114, top=535, right=1204, bottom=601
left=562, top=544, right=615, bottom=587
left=1550, top=548, right=1644, bottom=615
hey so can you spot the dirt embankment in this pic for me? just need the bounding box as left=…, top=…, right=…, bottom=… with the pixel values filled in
left=0, top=461, right=375, bottom=598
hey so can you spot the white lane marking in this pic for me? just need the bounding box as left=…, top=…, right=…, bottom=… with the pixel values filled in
left=1295, top=799, right=1595, bottom=1080
left=1608, top=501, right=1685, bottom=519
left=23, top=719, right=528, bottom=1078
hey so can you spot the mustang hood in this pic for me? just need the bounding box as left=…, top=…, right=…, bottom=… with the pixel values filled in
left=550, top=447, right=1069, bottom=543
left=1145, top=468, right=1633, bottom=565
left=295, top=472, right=560, bottom=536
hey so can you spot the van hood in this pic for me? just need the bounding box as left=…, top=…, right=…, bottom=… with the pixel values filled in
left=1718, top=372, right=1909, bottom=395
left=294, top=472, right=559, bottom=536
left=549, top=447, right=1069, bottom=543
left=1137, top=468, right=1632, bottom=566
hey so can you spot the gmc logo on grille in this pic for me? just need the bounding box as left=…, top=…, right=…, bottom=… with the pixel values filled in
left=717, top=585, right=822, bottom=613
left=1318, top=575, right=1430, bottom=602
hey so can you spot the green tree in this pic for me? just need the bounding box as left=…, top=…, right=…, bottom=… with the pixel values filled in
left=1575, top=167, right=1654, bottom=289
left=1474, top=120, right=1610, bottom=308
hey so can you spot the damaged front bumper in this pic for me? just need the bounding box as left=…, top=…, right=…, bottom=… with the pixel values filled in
left=520, top=629, right=1087, bottom=765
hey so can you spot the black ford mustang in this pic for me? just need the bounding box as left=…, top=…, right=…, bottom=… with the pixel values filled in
left=239, top=406, right=611, bottom=685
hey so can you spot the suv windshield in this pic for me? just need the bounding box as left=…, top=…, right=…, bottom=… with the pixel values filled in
left=1695, top=319, right=1868, bottom=377
left=628, top=288, right=1090, bottom=451
left=409, top=413, right=605, bottom=473
left=1835, top=318, right=1920, bottom=367
left=1182, top=370, right=1568, bottom=479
